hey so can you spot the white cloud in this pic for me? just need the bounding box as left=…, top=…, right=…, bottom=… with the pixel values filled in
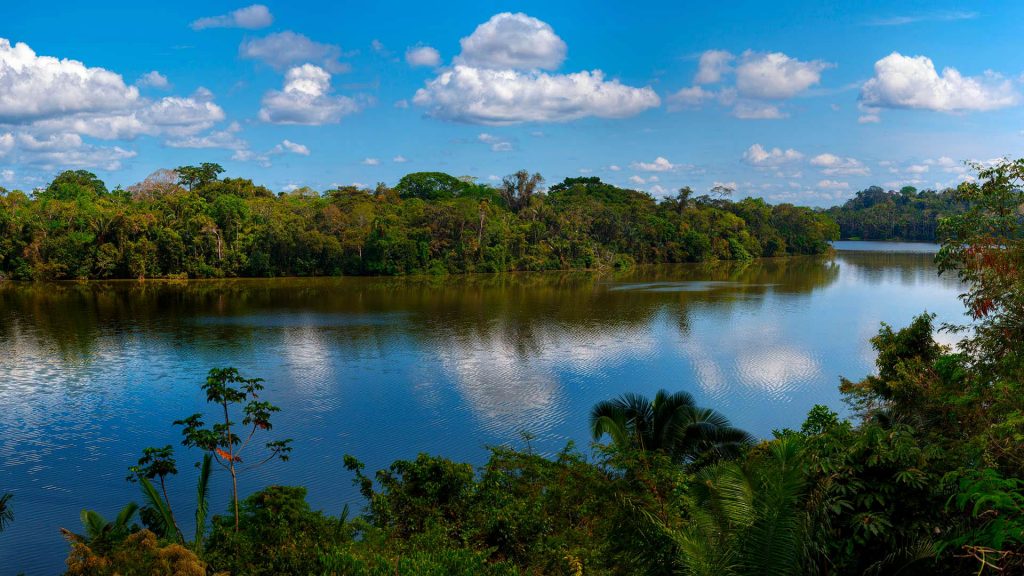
left=12, top=132, right=136, bottom=170
left=731, top=101, right=786, bottom=119
left=857, top=103, right=881, bottom=123
left=406, top=45, right=441, bottom=68
left=867, top=11, right=977, bottom=26
left=1, top=169, right=12, bottom=182
left=810, top=153, right=869, bottom=176
left=0, top=38, right=140, bottom=123
left=232, top=139, right=310, bottom=167
left=279, top=139, right=309, bottom=155
left=240, top=31, right=350, bottom=73
left=816, top=179, right=849, bottom=190
left=608, top=164, right=621, bottom=171
left=742, top=144, right=803, bottom=166
left=392, top=155, right=408, bottom=163
left=671, top=50, right=830, bottom=119
left=415, top=66, right=659, bottom=125
left=456, top=12, right=566, bottom=70
left=165, top=122, right=245, bottom=149
left=905, top=163, right=930, bottom=174
left=191, top=4, right=273, bottom=30
left=413, top=13, right=658, bottom=125
left=694, top=50, right=734, bottom=84
left=735, top=51, right=832, bottom=99
left=631, top=156, right=676, bottom=172
left=668, top=85, right=716, bottom=110
left=861, top=52, right=1019, bottom=112
left=361, top=157, right=380, bottom=165
left=258, top=64, right=360, bottom=125
left=136, top=71, right=170, bottom=89
left=478, top=132, right=513, bottom=151
left=0, top=132, right=14, bottom=157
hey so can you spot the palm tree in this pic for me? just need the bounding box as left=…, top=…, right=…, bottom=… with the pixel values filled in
left=670, top=436, right=810, bottom=576
left=590, top=389, right=753, bottom=464
left=62, top=502, right=139, bottom=554
left=0, top=493, right=12, bottom=532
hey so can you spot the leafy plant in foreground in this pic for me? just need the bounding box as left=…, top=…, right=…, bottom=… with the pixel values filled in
left=175, top=367, right=292, bottom=532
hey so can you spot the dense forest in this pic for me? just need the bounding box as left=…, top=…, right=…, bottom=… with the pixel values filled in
left=1, top=158, right=1021, bottom=574
left=826, top=185, right=967, bottom=241
left=0, top=166, right=838, bottom=280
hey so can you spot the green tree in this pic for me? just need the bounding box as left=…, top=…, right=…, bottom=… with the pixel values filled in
left=590, top=389, right=753, bottom=465
left=127, top=445, right=184, bottom=543
left=175, top=163, right=224, bottom=192
left=175, top=368, right=292, bottom=532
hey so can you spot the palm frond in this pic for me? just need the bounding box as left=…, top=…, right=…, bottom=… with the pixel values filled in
left=139, top=477, right=175, bottom=539
left=194, top=453, right=212, bottom=551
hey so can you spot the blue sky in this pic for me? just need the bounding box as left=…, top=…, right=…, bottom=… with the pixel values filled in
left=2, top=1, right=1022, bottom=205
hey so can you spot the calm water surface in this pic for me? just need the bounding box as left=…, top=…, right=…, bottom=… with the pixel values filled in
left=0, top=245, right=963, bottom=574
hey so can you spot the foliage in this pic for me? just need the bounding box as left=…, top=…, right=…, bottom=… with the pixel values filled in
left=827, top=185, right=967, bottom=241
left=64, top=530, right=209, bottom=576
left=50, top=157, right=1024, bottom=575
left=0, top=168, right=837, bottom=280
left=0, top=492, right=11, bottom=533
left=590, top=389, right=753, bottom=465
left=175, top=367, right=292, bottom=532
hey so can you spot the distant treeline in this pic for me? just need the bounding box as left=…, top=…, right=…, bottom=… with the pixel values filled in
left=826, top=185, right=966, bottom=242
left=0, top=165, right=838, bottom=280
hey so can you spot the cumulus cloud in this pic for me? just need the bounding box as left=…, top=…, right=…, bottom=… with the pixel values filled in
left=361, top=157, right=380, bottom=165
left=735, top=51, right=832, bottom=99
left=631, top=156, right=676, bottom=172
left=136, top=71, right=170, bottom=89
left=810, top=153, right=869, bottom=176
left=415, top=66, right=659, bottom=125
left=12, top=132, right=136, bottom=170
left=240, top=31, right=350, bottom=73
left=0, top=38, right=140, bottom=123
left=191, top=4, right=273, bottom=30
left=860, top=52, right=1019, bottom=112
left=406, top=45, right=441, bottom=68
left=258, top=64, right=361, bottom=125
left=731, top=101, right=786, bottom=119
left=413, top=13, right=659, bottom=124
left=667, top=85, right=716, bottom=110
left=0, top=132, right=13, bottom=157
left=694, top=50, right=734, bottom=84
left=392, top=155, right=408, bottom=163
left=478, top=132, right=513, bottom=151
left=816, top=179, right=849, bottom=190
left=456, top=13, right=566, bottom=70
left=165, top=121, right=245, bottom=149
left=673, top=49, right=831, bottom=119
left=742, top=144, right=803, bottom=166
left=279, top=139, right=310, bottom=155
left=231, top=138, right=310, bottom=167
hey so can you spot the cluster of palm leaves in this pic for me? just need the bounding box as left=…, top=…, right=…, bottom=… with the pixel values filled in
left=62, top=454, right=213, bottom=552
left=591, top=390, right=813, bottom=576
left=0, top=492, right=12, bottom=533
left=590, top=389, right=753, bottom=464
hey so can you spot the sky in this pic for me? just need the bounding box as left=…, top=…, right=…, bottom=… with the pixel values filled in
left=2, top=0, right=1023, bottom=206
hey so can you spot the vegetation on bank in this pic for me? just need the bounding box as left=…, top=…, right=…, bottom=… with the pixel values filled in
left=0, top=166, right=838, bottom=280
left=0, top=158, right=1009, bottom=574
left=826, top=184, right=967, bottom=241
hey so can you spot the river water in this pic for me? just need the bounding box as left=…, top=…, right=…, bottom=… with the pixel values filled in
left=0, top=242, right=965, bottom=574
